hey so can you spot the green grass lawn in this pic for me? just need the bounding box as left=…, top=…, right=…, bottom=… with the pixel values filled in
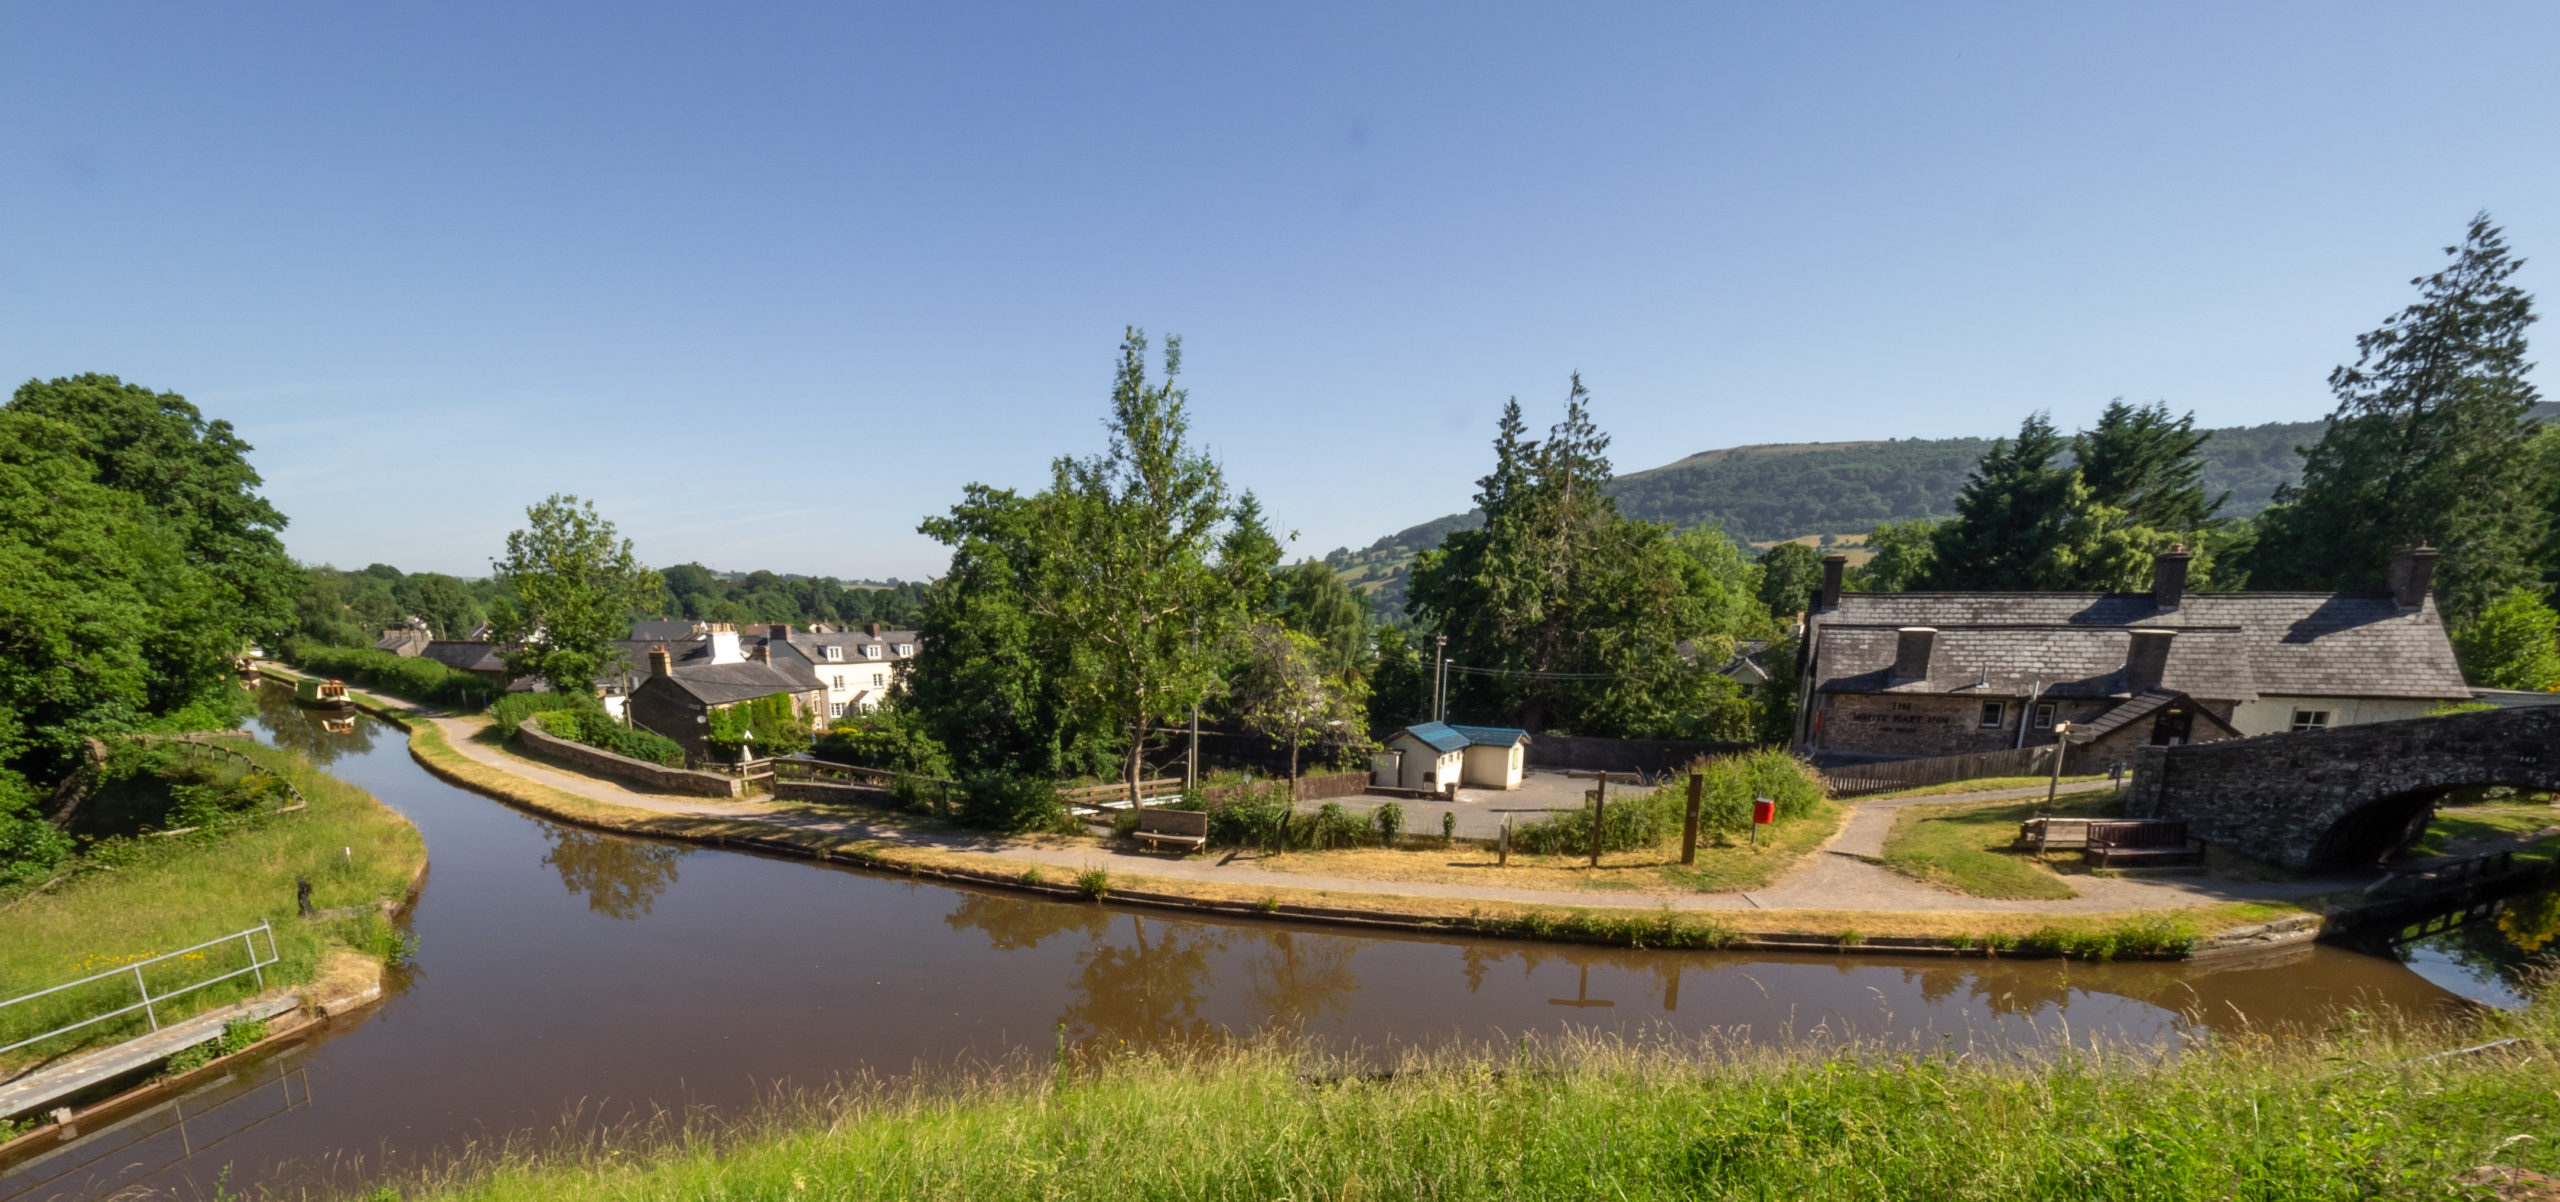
left=1861, top=773, right=2112, bottom=800
left=0, top=738, right=425, bottom=1074
left=2410, top=803, right=2560, bottom=863
left=1877, top=791, right=2124, bottom=900
left=386, top=999, right=2560, bottom=1202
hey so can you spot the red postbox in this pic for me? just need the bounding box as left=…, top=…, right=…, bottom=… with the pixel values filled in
left=1750, top=797, right=1777, bottom=825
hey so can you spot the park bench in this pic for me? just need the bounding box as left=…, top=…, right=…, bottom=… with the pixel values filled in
left=2082, top=819, right=2204, bottom=868
left=1130, top=806, right=1210, bottom=853
left=2016, top=816, right=2096, bottom=852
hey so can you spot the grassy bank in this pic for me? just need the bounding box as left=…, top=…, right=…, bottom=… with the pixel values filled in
left=1862, top=773, right=2111, bottom=800
left=1258, top=799, right=1845, bottom=894
left=382, top=994, right=2557, bottom=1201
left=1880, top=791, right=2126, bottom=900
left=0, top=738, right=425, bottom=1072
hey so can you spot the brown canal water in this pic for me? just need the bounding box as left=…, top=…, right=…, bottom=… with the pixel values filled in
left=1, top=690, right=2534, bottom=1200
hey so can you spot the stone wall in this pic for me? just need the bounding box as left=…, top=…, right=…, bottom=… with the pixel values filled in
left=2126, top=704, right=2560, bottom=869
left=1524, top=733, right=1754, bottom=778
left=1196, top=772, right=1367, bottom=805
left=1816, top=694, right=2020, bottom=759
left=515, top=720, right=743, bottom=798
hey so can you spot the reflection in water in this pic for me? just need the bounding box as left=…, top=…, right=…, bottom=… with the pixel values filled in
left=540, top=825, right=690, bottom=919
left=247, top=683, right=377, bottom=764
left=1063, top=916, right=1230, bottom=1045
left=2394, top=888, right=2560, bottom=1009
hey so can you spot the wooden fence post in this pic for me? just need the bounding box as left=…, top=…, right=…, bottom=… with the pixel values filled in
left=1681, top=772, right=1703, bottom=865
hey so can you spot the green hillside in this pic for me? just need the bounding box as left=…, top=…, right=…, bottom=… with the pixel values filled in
left=1328, top=403, right=2559, bottom=622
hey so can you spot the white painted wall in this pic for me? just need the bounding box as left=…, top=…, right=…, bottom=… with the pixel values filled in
left=2226, top=696, right=2445, bottom=738
left=1387, top=734, right=1463, bottom=792
left=1461, top=743, right=1525, bottom=789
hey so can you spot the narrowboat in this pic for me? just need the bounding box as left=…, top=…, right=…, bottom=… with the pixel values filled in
left=294, top=678, right=355, bottom=710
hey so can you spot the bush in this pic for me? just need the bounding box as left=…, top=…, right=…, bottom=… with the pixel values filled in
left=960, top=769, right=1067, bottom=832
left=708, top=693, right=810, bottom=759
left=489, top=691, right=583, bottom=736
left=287, top=645, right=497, bottom=709
left=814, top=708, right=955, bottom=814
left=1373, top=801, right=1405, bottom=846
left=0, top=776, right=71, bottom=889
left=1513, top=748, right=1826, bottom=856
left=531, top=705, right=685, bottom=768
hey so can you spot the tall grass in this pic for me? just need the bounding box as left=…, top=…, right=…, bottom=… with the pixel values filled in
left=0, top=740, right=424, bottom=1071
left=382, top=993, right=2559, bottom=1202
left=1515, top=747, right=1825, bottom=855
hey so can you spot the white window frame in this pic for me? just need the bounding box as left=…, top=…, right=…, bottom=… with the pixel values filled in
left=2291, top=709, right=2332, bottom=732
left=831, top=674, right=845, bottom=691
left=1978, top=701, right=2005, bottom=729
left=2032, top=703, right=2055, bottom=730
left=824, top=646, right=842, bottom=662
left=864, top=644, right=882, bottom=659
left=828, top=702, right=844, bottom=718
left=896, top=643, right=913, bottom=656
left=872, top=672, right=885, bottom=687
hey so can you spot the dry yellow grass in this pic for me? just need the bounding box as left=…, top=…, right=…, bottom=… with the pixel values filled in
left=1251, top=804, right=1844, bottom=894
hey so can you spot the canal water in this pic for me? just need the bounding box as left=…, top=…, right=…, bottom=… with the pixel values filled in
left=2, top=689, right=2540, bottom=1200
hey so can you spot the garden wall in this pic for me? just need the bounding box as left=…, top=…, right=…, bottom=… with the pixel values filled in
left=1524, top=734, right=1754, bottom=779
left=515, top=721, right=742, bottom=798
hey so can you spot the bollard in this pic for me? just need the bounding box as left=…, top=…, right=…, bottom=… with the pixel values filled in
left=1498, top=818, right=1510, bottom=867
left=296, top=875, right=314, bottom=918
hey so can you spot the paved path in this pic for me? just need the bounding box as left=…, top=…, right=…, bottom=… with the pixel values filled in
left=404, top=701, right=2352, bottom=915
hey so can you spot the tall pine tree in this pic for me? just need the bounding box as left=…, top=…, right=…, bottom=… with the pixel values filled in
left=2075, top=399, right=2224, bottom=530
left=2252, top=214, right=2545, bottom=623
left=1925, top=413, right=2082, bottom=589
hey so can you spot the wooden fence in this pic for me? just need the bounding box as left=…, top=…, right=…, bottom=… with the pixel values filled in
left=1819, top=744, right=2061, bottom=798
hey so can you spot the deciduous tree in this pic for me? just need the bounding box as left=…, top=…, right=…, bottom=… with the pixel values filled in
left=2451, top=588, right=2560, bottom=692
left=489, top=495, right=663, bottom=696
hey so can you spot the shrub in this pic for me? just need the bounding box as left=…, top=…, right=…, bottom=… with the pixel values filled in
left=1075, top=867, right=1110, bottom=900
left=960, top=769, right=1067, bottom=832
left=490, top=691, right=583, bottom=736
left=1373, top=801, right=1405, bottom=846
left=1307, top=802, right=1368, bottom=850
left=531, top=705, right=685, bottom=768
left=1512, top=748, right=1827, bottom=855
left=1442, top=810, right=1458, bottom=843
left=707, top=693, right=809, bottom=759
left=287, top=645, right=496, bottom=709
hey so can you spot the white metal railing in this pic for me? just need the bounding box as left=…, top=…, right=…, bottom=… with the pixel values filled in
left=0, top=920, right=279, bottom=1056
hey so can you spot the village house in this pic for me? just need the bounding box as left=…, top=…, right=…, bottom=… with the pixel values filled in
left=760, top=623, right=921, bottom=718
left=371, top=617, right=433, bottom=657
left=625, top=640, right=827, bottom=764
left=1791, top=544, right=2473, bottom=770
left=1373, top=722, right=1530, bottom=793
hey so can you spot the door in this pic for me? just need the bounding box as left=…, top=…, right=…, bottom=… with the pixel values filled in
left=2149, top=707, right=2194, bottom=746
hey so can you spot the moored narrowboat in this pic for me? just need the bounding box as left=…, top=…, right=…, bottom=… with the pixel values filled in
left=295, top=678, right=354, bottom=710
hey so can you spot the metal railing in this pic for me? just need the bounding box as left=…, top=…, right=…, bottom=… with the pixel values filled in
left=0, top=921, right=280, bottom=1057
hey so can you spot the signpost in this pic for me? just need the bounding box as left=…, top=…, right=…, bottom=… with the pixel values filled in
left=1568, top=770, right=1643, bottom=867
left=2045, top=722, right=2075, bottom=809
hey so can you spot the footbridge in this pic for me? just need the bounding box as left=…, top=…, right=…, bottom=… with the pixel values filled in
left=2125, top=704, right=2560, bottom=870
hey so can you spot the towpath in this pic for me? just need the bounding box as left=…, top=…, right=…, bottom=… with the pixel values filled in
left=388, top=699, right=2345, bottom=916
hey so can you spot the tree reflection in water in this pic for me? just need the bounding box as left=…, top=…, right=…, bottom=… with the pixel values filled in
left=539, top=825, right=691, bottom=919
left=1059, top=915, right=1230, bottom=1047
left=1242, top=931, right=1361, bottom=1026
left=250, top=682, right=378, bottom=764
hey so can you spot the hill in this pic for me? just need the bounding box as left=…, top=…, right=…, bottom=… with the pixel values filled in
left=1328, top=403, right=2560, bottom=622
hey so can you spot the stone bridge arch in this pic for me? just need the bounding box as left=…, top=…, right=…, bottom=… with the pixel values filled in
left=2125, top=705, right=2560, bottom=870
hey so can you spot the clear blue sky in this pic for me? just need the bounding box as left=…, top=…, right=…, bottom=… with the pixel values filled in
left=4, top=4, right=2553, bottom=580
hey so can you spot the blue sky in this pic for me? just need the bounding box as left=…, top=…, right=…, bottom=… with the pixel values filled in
left=3, top=4, right=2553, bottom=579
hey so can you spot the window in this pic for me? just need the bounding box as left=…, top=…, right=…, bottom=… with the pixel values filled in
left=831, top=674, right=845, bottom=691
left=2032, top=703, right=2056, bottom=730
left=872, top=672, right=885, bottom=686
left=864, top=645, right=882, bottom=659
left=896, top=643, right=913, bottom=656
left=1978, top=702, right=2005, bottom=729
left=2291, top=710, right=2332, bottom=731
left=828, top=702, right=844, bottom=718
left=824, top=646, right=842, bottom=662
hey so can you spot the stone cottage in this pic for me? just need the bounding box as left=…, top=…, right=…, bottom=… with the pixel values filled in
left=626, top=642, right=828, bottom=764
left=1792, top=545, right=2472, bottom=770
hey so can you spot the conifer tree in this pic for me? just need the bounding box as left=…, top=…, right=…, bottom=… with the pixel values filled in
left=1924, top=414, right=2082, bottom=589
left=2252, top=214, right=2545, bottom=623
left=2074, top=399, right=2224, bottom=531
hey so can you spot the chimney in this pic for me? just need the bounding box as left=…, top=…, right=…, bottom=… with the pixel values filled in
left=1891, top=627, right=1936, bottom=682
left=750, top=642, right=771, bottom=665
left=768, top=624, right=790, bottom=640
left=865, top=621, right=883, bottom=637
left=1818, top=555, right=1847, bottom=610
left=2153, top=543, right=2191, bottom=610
left=2124, top=629, right=2175, bottom=692
left=648, top=645, right=671, bottom=678
left=2387, top=544, right=2439, bottom=610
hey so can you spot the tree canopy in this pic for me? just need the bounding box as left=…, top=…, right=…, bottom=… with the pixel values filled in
left=2251, top=214, right=2547, bottom=624
left=489, top=495, right=664, bottom=696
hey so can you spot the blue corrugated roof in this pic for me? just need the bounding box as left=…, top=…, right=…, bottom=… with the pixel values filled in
left=1394, top=721, right=1530, bottom=752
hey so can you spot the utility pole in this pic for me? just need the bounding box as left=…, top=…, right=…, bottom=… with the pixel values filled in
left=1433, top=634, right=1448, bottom=723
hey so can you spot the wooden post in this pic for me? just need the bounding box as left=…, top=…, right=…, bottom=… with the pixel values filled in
left=1498, top=818, right=1510, bottom=866
left=2045, top=723, right=2073, bottom=810
left=1568, top=770, right=1643, bottom=868
left=1680, top=772, right=1703, bottom=865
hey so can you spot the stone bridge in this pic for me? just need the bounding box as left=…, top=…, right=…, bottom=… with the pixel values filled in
left=2125, top=704, right=2560, bottom=870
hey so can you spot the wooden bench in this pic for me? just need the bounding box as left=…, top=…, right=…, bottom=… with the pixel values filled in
left=2083, top=819, right=2204, bottom=868
left=1130, top=807, right=1209, bottom=853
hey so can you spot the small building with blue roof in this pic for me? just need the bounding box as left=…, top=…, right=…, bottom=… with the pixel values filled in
left=1374, top=721, right=1530, bottom=793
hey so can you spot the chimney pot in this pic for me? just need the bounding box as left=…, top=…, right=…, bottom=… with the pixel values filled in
left=2153, top=543, right=2191, bottom=609
left=2124, top=629, right=2176, bottom=692
left=2387, top=544, right=2439, bottom=610
left=1891, top=627, right=1936, bottom=682
left=865, top=621, right=883, bottom=637
left=648, top=645, right=672, bottom=678
left=750, top=642, right=771, bottom=664
left=1818, top=555, right=1847, bottom=610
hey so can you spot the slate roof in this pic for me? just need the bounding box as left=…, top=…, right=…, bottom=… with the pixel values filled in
left=629, top=619, right=704, bottom=641
left=1392, top=721, right=1531, bottom=753
left=1809, top=592, right=2467, bottom=701
left=418, top=641, right=506, bottom=673
left=645, top=661, right=826, bottom=707
left=2067, top=689, right=2243, bottom=742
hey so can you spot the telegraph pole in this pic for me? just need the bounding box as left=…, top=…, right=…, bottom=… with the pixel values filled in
left=1433, top=634, right=1448, bottom=723
left=1187, top=614, right=1201, bottom=793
